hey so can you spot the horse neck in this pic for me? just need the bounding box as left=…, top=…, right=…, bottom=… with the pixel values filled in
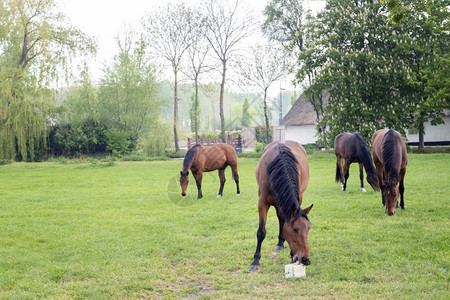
left=359, top=146, right=376, bottom=175
left=183, top=147, right=199, bottom=172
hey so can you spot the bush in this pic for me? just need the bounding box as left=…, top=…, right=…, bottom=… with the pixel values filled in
left=140, top=120, right=172, bottom=157
left=254, top=142, right=264, bottom=153
left=105, top=129, right=134, bottom=157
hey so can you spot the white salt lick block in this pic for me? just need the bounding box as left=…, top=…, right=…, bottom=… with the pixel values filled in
left=285, top=263, right=306, bottom=278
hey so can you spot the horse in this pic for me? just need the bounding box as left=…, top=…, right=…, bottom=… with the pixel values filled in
left=179, top=143, right=240, bottom=199
left=249, top=141, right=313, bottom=271
left=372, top=129, right=407, bottom=215
left=334, top=132, right=380, bottom=192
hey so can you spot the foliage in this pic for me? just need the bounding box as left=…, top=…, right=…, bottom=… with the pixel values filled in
left=48, top=118, right=107, bottom=157
left=105, top=128, right=135, bottom=157
left=242, top=98, right=251, bottom=127
left=0, top=0, right=95, bottom=161
left=139, top=119, right=172, bottom=157
left=255, top=125, right=273, bottom=144
left=188, top=92, right=201, bottom=134
left=296, top=0, right=448, bottom=146
left=98, top=32, right=160, bottom=136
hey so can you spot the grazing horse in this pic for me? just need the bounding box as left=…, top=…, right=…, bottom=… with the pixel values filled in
left=249, top=141, right=313, bottom=271
left=180, top=143, right=240, bottom=199
left=372, top=129, right=407, bottom=215
left=334, top=132, right=380, bottom=192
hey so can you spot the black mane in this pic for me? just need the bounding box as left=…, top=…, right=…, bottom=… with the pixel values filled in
left=382, top=129, right=400, bottom=188
left=182, top=145, right=201, bottom=172
left=267, top=143, right=308, bottom=223
left=353, top=133, right=376, bottom=174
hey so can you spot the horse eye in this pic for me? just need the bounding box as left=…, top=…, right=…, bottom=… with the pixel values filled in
left=293, top=228, right=299, bottom=234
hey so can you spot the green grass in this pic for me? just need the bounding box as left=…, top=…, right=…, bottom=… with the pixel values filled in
left=0, top=153, right=449, bottom=299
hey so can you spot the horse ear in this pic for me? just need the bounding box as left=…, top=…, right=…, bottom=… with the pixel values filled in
left=303, top=204, right=313, bottom=215
left=180, top=171, right=183, bottom=175
left=186, top=171, right=189, bottom=176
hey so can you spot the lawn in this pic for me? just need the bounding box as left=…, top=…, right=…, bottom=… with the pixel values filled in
left=0, top=153, right=448, bottom=299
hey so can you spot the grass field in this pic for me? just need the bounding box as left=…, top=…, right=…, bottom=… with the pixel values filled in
left=0, top=153, right=449, bottom=299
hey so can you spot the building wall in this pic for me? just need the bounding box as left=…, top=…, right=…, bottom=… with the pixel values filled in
left=273, top=126, right=285, bottom=142
left=285, top=125, right=317, bottom=145
left=406, top=117, right=450, bottom=143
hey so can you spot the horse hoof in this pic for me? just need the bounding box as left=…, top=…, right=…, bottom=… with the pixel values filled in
left=217, top=194, right=222, bottom=198
left=361, top=188, right=367, bottom=192
left=249, top=264, right=260, bottom=272
left=275, top=245, right=284, bottom=251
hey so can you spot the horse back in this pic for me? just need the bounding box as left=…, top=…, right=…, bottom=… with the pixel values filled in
left=200, top=143, right=236, bottom=172
left=256, top=141, right=309, bottom=203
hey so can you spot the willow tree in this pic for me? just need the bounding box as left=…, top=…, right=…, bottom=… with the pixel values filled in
left=0, top=0, right=95, bottom=160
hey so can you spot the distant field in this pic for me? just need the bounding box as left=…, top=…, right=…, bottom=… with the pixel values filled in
left=0, top=153, right=449, bottom=299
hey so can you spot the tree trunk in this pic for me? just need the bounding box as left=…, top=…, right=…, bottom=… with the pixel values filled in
left=173, top=70, right=179, bottom=152
left=418, top=122, right=425, bottom=152
left=219, top=61, right=226, bottom=142
left=194, top=76, right=199, bottom=143
left=263, top=89, right=270, bottom=144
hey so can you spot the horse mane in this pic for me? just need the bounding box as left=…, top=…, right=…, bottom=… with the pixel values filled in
left=354, top=133, right=376, bottom=174
left=382, top=129, right=400, bottom=190
left=267, top=143, right=308, bottom=224
left=182, top=145, right=201, bottom=172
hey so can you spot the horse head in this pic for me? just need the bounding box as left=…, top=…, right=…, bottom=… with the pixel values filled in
left=179, top=171, right=189, bottom=196
left=367, top=172, right=380, bottom=191
left=283, top=204, right=313, bottom=265
left=383, top=182, right=399, bottom=215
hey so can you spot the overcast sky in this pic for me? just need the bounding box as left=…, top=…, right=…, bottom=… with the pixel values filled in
left=59, top=0, right=325, bottom=94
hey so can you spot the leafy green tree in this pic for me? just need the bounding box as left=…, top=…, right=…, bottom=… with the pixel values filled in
left=0, top=0, right=95, bottom=160
left=242, top=98, right=251, bottom=127
left=189, top=92, right=201, bottom=135
left=98, top=31, right=160, bottom=137
left=296, top=0, right=448, bottom=145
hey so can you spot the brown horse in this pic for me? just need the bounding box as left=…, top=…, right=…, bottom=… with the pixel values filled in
left=180, top=143, right=240, bottom=199
left=249, top=141, right=313, bottom=271
left=334, top=132, right=380, bottom=192
left=372, top=129, right=407, bottom=215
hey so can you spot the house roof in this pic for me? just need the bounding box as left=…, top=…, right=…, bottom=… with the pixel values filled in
left=281, top=92, right=328, bottom=126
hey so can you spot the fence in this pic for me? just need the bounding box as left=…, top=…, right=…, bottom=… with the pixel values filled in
left=187, top=134, right=242, bottom=150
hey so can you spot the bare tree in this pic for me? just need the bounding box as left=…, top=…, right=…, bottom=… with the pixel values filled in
left=238, top=43, right=287, bottom=144
left=203, top=0, right=254, bottom=142
left=143, top=3, right=193, bottom=151
left=181, top=9, right=213, bottom=143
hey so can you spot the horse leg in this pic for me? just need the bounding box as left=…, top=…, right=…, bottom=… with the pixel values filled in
left=193, top=171, right=203, bottom=199
left=275, top=208, right=285, bottom=251
left=217, top=168, right=226, bottom=197
left=359, top=162, right=366, bottom=192
left=342, top=160, right=351, bottom=191
left=336, top=157, right=344, bottom=189
left=250, top=199, right=269, bottom=271
left=399, top=168, right=406, bottom=210
left=374, top=162, right=385, bottom=206
left=231, top=164, right=240, bottom=195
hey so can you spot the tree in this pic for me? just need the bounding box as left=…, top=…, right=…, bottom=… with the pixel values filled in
left=182, top=8, right=212, bottom=143
left=262, top=0, right=306, bottom=54
left=0, top=0, right=95, bottom=160
left=238, top=43, right=287, bottom=144
left=143, top=3, right=193, bottom=151
left=392, top=0, right=450, bottom=150
left=189, top=92, right=201, bottom=135
left=296, top=0, right=449, bottom=147
left=204, top=0, right=254, bottom=142
left=98, top=30, right=160, bottom=137
left=242, top=98, right=251, bottom=127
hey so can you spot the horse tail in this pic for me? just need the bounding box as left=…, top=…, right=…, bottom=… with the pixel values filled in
left=267, top=143, right=305, bottom=223
left=382, top=129, right=400, bottom=191
left=335, top=160, right=341, bottom=183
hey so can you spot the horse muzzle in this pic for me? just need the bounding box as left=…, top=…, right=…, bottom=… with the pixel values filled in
left=181, top=192, right=186, bottom=197
left=292, top=256, right=311, bottom=266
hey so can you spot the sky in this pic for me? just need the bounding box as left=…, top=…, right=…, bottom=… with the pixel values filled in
left=59, top=0, right=326, bottom=94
